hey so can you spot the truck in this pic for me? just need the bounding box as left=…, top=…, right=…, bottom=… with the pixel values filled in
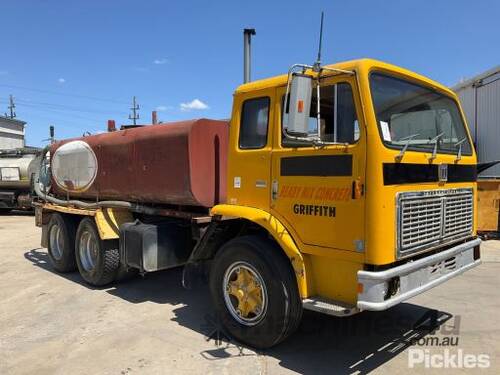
left=0, top=147, right=40, bottom=213
left=33, top=57, right=482, bottom=349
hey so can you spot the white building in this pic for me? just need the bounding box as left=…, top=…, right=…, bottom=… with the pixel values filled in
left=453, top=66, right=500, bottom=176
left=0, top=117, right=26, bottom=149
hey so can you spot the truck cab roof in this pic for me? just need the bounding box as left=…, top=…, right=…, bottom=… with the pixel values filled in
left=235, top=58, right=457, bottom=99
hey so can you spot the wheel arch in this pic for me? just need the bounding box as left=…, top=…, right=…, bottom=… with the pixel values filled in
left=210, top=204, right=310, bottom=298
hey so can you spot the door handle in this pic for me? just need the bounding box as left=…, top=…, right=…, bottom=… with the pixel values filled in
left=352, top=178, right=364, bottom=199
left=272, top=180, right=279, bottom=201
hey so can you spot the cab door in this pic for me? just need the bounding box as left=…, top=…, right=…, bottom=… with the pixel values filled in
left=270, top=76, right=366, bottom=251
left=225, top=88, right=274, bottom=210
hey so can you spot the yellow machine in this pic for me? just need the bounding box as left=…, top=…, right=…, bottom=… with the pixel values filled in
left=35, top=58, right=481, bottom=349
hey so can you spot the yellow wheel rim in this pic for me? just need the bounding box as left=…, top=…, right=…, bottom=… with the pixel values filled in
left=223, top=261, right=267, bottom=326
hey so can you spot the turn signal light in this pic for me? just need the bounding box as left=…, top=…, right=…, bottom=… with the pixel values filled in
left=357, top=283, right=364, bottom=294
left=297, top=100, right=304, bottom=113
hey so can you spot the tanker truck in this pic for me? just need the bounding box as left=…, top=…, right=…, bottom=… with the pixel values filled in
left=0, top=147, right=40, bottom=212
left=34, top=59, right=482, bottom=348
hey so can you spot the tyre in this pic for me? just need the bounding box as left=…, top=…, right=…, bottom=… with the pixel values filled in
left=0, top=208, right=12, bottom=214
left=75, top=217, right=120, bottom=286
left=47, top=213, right=77, bottom=272
left=209, top=235, right=302, bottom=349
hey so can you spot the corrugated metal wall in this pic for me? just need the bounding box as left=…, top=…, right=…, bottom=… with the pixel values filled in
left=454, top=68, right=500, bottom=177
left=477, top=76, right=500, bottom=176
left=455, top=86, right=476, bottom=141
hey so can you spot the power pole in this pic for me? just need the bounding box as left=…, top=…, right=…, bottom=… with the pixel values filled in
left=5, top=94, right=16, bottom=119
left=128, top=96, right=140, bottom=125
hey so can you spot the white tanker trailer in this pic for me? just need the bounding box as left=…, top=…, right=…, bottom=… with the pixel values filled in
left=0, top=147, right=41, bottom=213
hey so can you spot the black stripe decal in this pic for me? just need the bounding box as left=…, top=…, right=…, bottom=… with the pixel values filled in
left=281, top=155, right=353, bottom=177
left=383, top=163, right=477, bottom=185
left=447, top=164, right=477, bottom=182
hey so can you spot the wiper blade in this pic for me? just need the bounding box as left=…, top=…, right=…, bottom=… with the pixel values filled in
left=395, top=133, right=420, bottom=162
left=454, top=137, right=467, bottom=162
left=428, top=132, right=445, bottom=162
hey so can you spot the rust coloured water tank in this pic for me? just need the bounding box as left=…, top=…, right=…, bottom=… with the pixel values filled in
left=50, top=119, right=228, bottom=208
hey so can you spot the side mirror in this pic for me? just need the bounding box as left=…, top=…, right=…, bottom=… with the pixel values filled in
left=286, top=73, right=313, bottom=136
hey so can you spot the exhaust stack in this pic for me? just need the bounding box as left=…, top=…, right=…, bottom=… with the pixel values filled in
left=243, top=28, right=256, bottom=83
left=107, top=120, right=116, bottom=132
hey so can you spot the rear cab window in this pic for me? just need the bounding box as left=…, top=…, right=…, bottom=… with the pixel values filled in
left=239, top=97, right=270, bottom=149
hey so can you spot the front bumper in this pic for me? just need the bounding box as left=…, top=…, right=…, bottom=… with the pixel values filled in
left=357, top=238, right=481, bottom=311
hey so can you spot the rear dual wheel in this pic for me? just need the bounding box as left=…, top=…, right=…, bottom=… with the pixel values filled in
left=47, top=214, right=122, bottom=286
left=47, top=213, right=77, bottom=272
left=75, top=218, right=120, bottom=286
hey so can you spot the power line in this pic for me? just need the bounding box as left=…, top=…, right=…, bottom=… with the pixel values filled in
left=0, top=83, right=129, bottom=105
left=12, top=104, right=106, bottom=123
left=0, top=96, right=129, bottom=119
left=14, top=98, right=127, bottom=116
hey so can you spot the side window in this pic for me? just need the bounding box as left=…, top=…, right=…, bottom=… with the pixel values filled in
left=282, top=82, right=359, bottom=146
left=239, top=97, right=270, bottom=149
left=336, top=83, right=359, bottom=143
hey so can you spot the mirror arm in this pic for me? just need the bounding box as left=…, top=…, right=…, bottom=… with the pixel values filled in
left=319, top=66, right=355, bottom=76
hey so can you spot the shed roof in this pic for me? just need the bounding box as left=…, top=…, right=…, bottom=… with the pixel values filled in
left=452, top=65, right=500, bottom=92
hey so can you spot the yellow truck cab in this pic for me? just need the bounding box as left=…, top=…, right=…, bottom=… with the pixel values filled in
left=35, top=58, right=481, bottom=349
left=210, top=57, right=480, bottom=340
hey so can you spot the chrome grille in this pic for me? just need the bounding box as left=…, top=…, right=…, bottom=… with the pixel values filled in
left=397, top=189, right=473, bottom=258
left=400, top=198, right=442, bottom=250
left=444, top=194, right=473, bottom=236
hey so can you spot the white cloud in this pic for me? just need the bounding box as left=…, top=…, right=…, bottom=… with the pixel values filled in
left=180, top=99, right=209, bottom=112
left=153, top=58, right=168, bottom=65
left=156, top=105, right=173, bottom=112
left=58, top=78, right=66, bottom=83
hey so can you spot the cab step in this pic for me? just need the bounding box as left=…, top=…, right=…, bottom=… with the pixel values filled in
left=302, top=296, right=359, bottom=317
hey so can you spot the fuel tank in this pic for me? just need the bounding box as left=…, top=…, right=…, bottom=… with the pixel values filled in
left=50, top=119, right=228, bottom=208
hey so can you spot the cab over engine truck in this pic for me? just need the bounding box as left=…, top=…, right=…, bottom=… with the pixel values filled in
left=34, top=59, right=481, bottom=349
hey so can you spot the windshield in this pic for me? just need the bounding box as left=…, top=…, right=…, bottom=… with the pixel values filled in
left=370, top=73, right=472, bottom=156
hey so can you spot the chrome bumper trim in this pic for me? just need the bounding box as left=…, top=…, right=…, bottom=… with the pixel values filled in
left=357, top=238, right=481, bottom=311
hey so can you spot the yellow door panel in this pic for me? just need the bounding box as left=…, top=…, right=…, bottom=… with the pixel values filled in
left=226, top=89, right=274, bottom=210
left=270, top=76, right=366, bottom=252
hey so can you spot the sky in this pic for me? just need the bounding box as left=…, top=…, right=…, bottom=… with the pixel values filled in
left=1, top=0, right=499, bottom=146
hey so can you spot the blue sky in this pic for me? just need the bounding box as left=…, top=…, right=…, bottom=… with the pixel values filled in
left=1, top=0, right=499, bottom=146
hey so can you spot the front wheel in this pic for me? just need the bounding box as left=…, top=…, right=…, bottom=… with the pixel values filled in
left=209, top=235, right=302, bottom=349
left=75, top=217, right=120, bottom=286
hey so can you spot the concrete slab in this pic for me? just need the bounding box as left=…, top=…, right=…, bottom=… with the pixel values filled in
left=0, top=214, right=499, bottom=374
